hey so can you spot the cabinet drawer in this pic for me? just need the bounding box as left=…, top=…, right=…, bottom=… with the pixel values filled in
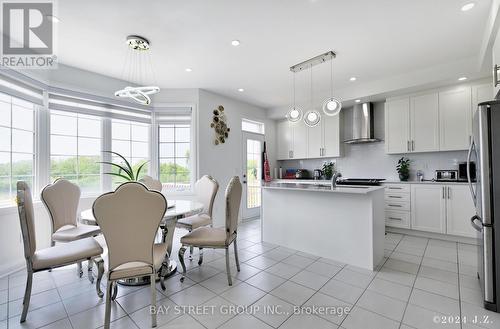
left=385, top=184, right=410, bottom=193
left=385, top=200, right=410, bottom=211
left=385, top=193, right=410, bottom=202
left=385, top=210, right=410, bottom=229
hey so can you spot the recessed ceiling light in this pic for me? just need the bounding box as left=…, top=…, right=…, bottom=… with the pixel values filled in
left=458, top=76, right=467, bottom=81
left=231, top=40, right=240, bottom=46
left=185, top=68, right=192, bottom=72
left=46, top=15, right=60, bottom=23
left=237, top=88, right=244, bottom=92
left=355, top=99, right=361, bottom=103
left=461, top=2, right=475, bottom=11
left=349, top=77, right=357, bottom=81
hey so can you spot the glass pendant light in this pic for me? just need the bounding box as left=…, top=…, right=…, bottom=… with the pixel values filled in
left=304, top=64, right=321, bottom=127
left=322, top=57, right=342, bottom=116
left=287, top=73, right=303, bottom=122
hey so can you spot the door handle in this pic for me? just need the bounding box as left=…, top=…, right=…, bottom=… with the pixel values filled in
left=471, top=215, right=482, bottom=232
left=467, top=138, right=477, bottom=206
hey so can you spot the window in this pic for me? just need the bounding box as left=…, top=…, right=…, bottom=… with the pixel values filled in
left=50, top=110, right=102, bottom=194
left=111, top=119, right=150, bottom=186
left=159, top=123, right=191, bottom=192
left=0, top=93, right=35, bottom=204
left=242, top=119, right=265, bottom=134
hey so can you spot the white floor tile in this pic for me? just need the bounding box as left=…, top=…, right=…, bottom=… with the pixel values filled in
left=376, top=267, right=416, bottom=287
left=264, top=249, right=294, bottom=262
left=160, top=274, right=196, bottom=297
left=389, top=251, right=422, bottom=265
left=100, top=316, right=139, bottom=329
left=8, top=302, right=67, bottom=329
left=418, top=266, right=458, bottom=285
left=8, top=288, right=61, bottom=318
left=383, top=258, right=420, bottom=275
left=460, top=285, right=484, bottom=306
left=230, top=263, right=261, bottom=281
left=265, top=262, right=301, bottom=280
left=69, top=302, right=127, bottom=329
left=290, top=270, right=330, bottom=290
left=217, top=313, right=273, bottom=329
left=403, top=303, right=459, bottom=329
left=189, top=296, right=235, bottom=329
left=220, top=282, right=266, bottom=306
left=253, top=294, right=294, bottom=327
left=342, top=306, right=399, bottom=329
left=414, top=276, right=459, bottom=300
left=157, top=313, right=205, bottom=329
left=199, top=272, right=241, bottom=295
left=184, top=265, right=221, bottom=283
left=280, top=313, right=338, bottom=329
left=281, top=255, right=316, bottom=269
left=334, top=268, right=373, bottom=289
left=409, top=288, right=460, bottom=315
left=245, top=271, right=286, bottom=292
left=270, top=281, right=315, bottom=306
left=319, top=279, right=364, bottom=304
left=461, top=301, right=500, bottom=329
left=303, top=292, right=351, bottom=325
left=244, top=255, right=278, bottom=270
left=356, top=290, right=406, bottom=321
left=306, top=261, right=342, bottom=278
left=421, top=257, right=458, bottom=273
left=116, top=286, right=164, bottom=314
left=169, top=284, right=216, bottom=306
left=367, top=277, right=412, bottom=302
left=130, top=297, right=181, bottom=329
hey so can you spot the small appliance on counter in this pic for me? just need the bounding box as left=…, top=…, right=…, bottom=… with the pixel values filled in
left=435, top=170, right=458, bottom=182
left=459, top=161, right=476, bottom=182
left=295, top=169, right=310, bottom=179
left=416, top=170, right=424, bottom=182
left=283, top=169, right=297, bottom=179
left=313, top=169, right=322, bottom=180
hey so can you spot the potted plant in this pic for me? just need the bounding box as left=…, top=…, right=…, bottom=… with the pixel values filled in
left=397, top=157, right=411, bottom=181
left=322, top=161, right=335, bottom=180
left=99, top=151, right=149, bottom=182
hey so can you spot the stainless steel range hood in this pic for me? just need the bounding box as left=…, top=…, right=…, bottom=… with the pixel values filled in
left=344, top=102, right=381, bottom=144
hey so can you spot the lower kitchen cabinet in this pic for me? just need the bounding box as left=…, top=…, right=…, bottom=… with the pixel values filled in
left=411, top=184, right=446, bottom=234
left=446, top=185, right=477, bottom=238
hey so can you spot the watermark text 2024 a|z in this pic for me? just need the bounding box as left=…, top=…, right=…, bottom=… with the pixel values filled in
left=1, top=1, right=57, bottom=69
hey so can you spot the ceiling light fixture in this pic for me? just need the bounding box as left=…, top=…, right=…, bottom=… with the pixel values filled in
left=231, top=40, right=240, bottom=46
left=461, top=2, right=475, bottom=11
left=287, top=73, right=303, bottom=123
left=458, top=76, right=467, bottom=81
left=185, top=68, right=192, bottom=72
left=114, top=35, right=160, bottom=105
left=304, top=64, right=321, bottom=127
left=237, top=88, right=244, bottom=92
left=355, top=99, right=361, bottom=103
left=322, top=53, right=342, bottom=116
left=349, top=77, right=357, bottom=81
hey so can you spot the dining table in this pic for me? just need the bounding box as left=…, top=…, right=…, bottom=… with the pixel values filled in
left=79, top=199, right=204, bottom=286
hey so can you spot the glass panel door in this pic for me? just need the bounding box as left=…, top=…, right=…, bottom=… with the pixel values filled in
left=242, top=133, right=263, bottom=219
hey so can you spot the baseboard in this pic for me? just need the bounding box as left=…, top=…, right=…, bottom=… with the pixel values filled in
left=386, top=227, right=479, bottom=245
left=0, top=260, right=25, bottom=278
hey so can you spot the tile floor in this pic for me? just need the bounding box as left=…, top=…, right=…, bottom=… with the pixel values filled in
left=1, top=219, right=500, bottom=329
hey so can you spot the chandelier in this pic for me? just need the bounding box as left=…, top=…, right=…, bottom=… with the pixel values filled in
left=114, top=35, right=160, bottom=105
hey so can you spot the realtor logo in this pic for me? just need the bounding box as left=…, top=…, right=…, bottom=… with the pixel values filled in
left=1, top=1, right=57, bottom=68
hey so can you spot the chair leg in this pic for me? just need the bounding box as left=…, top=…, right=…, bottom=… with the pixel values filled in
left=198, top=248, right=204, bottom=266
left=48, top=240, right=55, bottom=272
left=104, top=281, right=113, bottom=329
left=20, top=270, right=33, bottom=323
left=111, top=282, right=118, bottom=301
left=95, top=258, right=104, bottom=298
left=178, top=246, right=187, bottom=282
left=233, top=239, right=241, bottom=272
left=77, top=261, right=83, bottom=278
left=150, top=274, right=157, bottom=328
left=225, top=247, right=232, bottom=286
left=87, top=258, right=94, bottom=284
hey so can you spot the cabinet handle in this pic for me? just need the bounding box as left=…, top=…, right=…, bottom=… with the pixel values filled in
left=495, top=64, right=500, bottom=87
left=442, top=187, right=445, bottom=199
left=407, top=141, right=410, bottom=152
left=388, top=195, right=403, bottom=198
left=388, top=187, right=403, bottom=190
left=412, top=140, right=415, bottom=151
left=448, top=187, right=451, bottom=199
left=388, top=217, right=402, bottom=221
left=388, top=204, right=402, bottom=207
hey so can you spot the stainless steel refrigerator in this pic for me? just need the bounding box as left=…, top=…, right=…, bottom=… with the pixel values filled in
left=468, top=100, right=500, bottom=312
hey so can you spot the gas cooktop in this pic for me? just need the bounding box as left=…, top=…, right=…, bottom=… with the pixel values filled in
left=336, top=178, right=386, bottom=186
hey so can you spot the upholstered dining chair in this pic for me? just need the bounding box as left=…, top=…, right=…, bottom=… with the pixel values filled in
left=177, top=175, right=219, bottom=262
left=16, top=181, right=104, bottom=323
left=41, top=179, right=101, bottom=278
left=139, top=175, right=163, bottom=192
left=93, top=182, right=167, bottom=329
left=178, top=176, right=242, bottom=286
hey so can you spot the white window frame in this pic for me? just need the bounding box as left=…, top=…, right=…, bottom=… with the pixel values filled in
left=242, top=118, right=265, bottom=135
left=153, top=104, right=197, bottom=195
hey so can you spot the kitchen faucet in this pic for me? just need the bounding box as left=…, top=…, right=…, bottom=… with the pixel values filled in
left=331, top=172, right=342, bottom=188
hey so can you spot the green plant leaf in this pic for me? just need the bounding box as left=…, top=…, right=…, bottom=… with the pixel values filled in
left=103, top=151, right=135, bottom=180
left=135, top=161, right=149, bottom=180
left=99, top=161, right=134, bottom=180
left=103, top=172, right=132, bottom=182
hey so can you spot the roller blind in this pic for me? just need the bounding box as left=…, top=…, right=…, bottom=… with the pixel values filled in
left=0, top=73, right=44, bottom=105
left=154, top=107, right=192, bottom=124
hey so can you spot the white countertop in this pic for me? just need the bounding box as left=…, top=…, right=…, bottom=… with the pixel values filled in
left=274, top=179, right=470, bottom=186
left=262, top=182, right=385, bottom=194
left=383, top=180, right=470, bottom=185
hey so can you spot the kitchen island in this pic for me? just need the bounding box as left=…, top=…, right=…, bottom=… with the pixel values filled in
left=261, top=181, right=385, bottom=270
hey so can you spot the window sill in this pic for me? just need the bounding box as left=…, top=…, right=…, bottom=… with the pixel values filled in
left=0, top=195, right=100, bottom=216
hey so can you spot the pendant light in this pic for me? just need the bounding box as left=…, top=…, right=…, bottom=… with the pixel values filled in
left=322, top=56, right=342, bottom=116
left=286, top=72, right=303, bottom=122
left=304, top=64, right=321, bottom=127
left=115, top=35, right=160, bottom=105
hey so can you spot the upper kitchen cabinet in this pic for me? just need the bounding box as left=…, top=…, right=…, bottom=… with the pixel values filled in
left=307, top=120, right=322, bottom=158
left=277, top=120, right=292, bottom=160
left=493, top=28, right=500, bottom=97
left=292, top=121, right=308, bottom=159
left=322, top=114, right=341, bottom=157
left=410, top=93, right=439, bottom=152
left=472, top=83, right=493, bottom=117
left=385, top=97, right=410, bottom=154
left=439, top=88, right=472, bottom=151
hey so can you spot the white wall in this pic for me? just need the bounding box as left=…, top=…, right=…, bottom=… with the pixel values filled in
left=198, top=89, right=276, bottom=227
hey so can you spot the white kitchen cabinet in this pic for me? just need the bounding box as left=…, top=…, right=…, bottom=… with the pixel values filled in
left=277, top=120, right=292, bottom=160
left=410, top=93, right=439, bottom=152
left=439, top=88, right=472, bottom=151
left=291, top=121, right=308, bottom=159
left=385, top=98, right=410, bottom=154
left=492, top=29, right=500, bottom=96
left=472, top=83, right=493, bottom=117
left=322, top=114, right=341, bottom=157
left=411, top=184, right=446, bottom=234
left=307, top=122, right=322, bottom=158
left=446, top=185, right=477, bottom=238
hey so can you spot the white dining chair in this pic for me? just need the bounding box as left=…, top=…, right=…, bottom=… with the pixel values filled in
left=139, top=175, right=163, bottom=192
left=16, top=181, right=104, bottom=323
left=93, top=182, right=167, bottom=329
left=178, top=176, right=242, bottom=285
left=41, top=178, right=101, bottom=279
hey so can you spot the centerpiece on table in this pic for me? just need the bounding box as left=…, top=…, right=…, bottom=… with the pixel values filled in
left=99, top=151, right=149, bottom=182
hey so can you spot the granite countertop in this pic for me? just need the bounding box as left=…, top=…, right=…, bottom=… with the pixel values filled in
left=261, top=182, right=385, bottom=194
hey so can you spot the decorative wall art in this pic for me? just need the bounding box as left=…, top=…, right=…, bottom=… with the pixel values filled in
left=210, top=105, right=230, bottom=145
